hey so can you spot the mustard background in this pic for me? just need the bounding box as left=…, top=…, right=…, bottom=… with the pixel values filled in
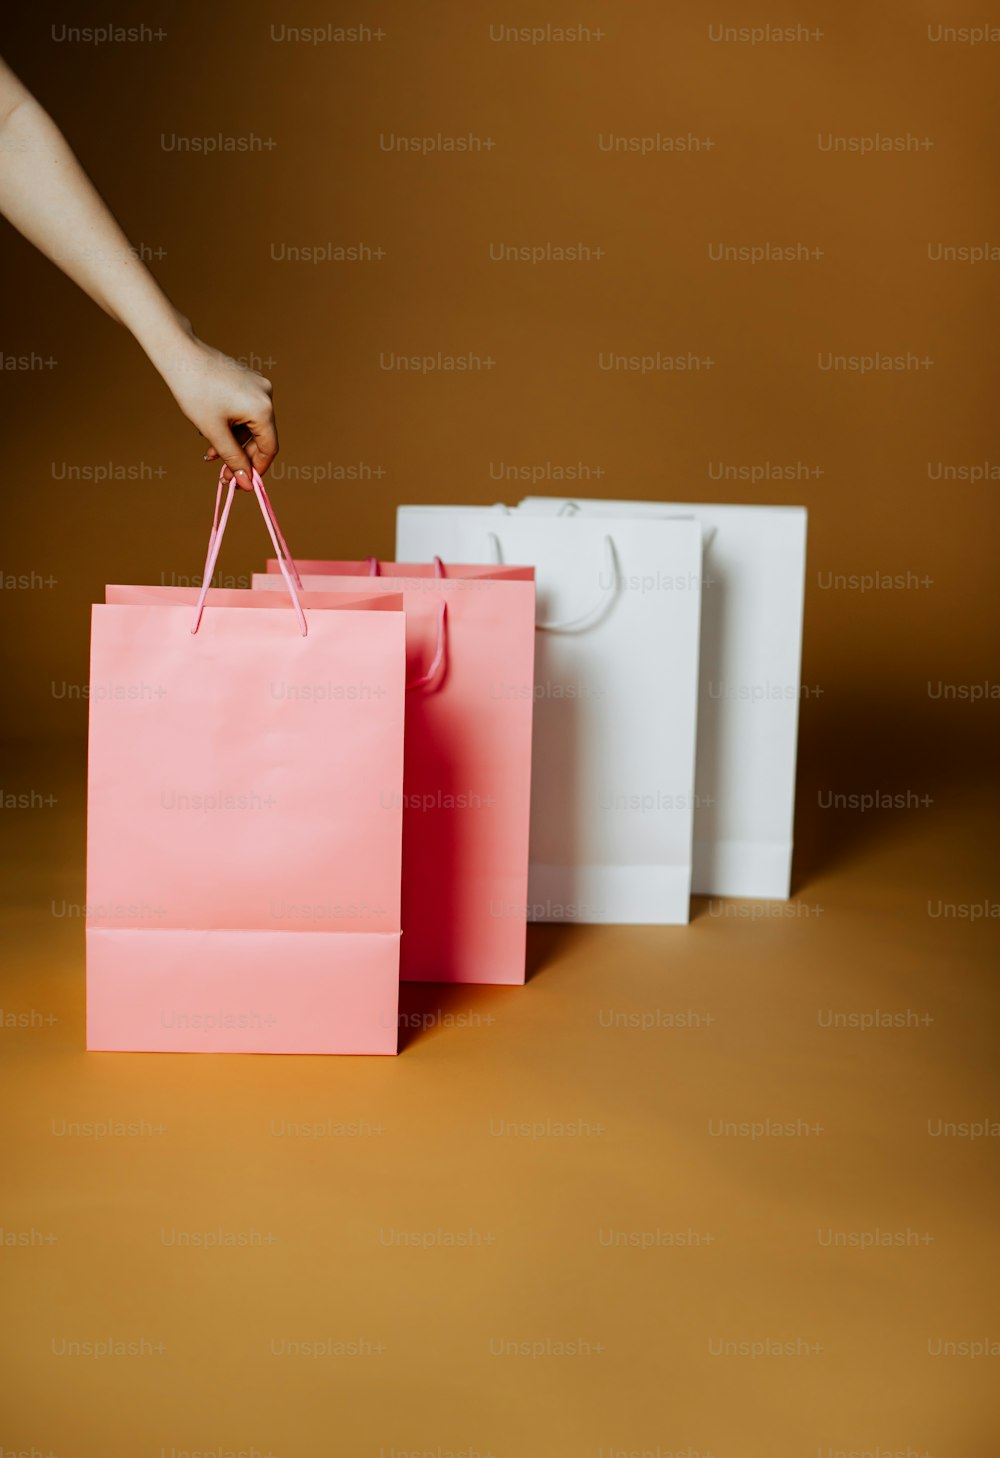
left=1, top=2, right=998, bottom=1454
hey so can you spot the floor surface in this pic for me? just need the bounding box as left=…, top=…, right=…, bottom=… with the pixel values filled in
left=2, top=741, right=997, bottom=1457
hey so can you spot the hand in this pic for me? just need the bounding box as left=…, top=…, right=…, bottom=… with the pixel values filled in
left=158, top=333, right=278, bottom=488
left=0, top=57, right=280, bottom=489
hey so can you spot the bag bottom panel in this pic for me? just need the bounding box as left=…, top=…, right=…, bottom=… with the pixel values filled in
left=86, top=927, right=401, bottom=1054
left=526, top=864, right=692, bottom=924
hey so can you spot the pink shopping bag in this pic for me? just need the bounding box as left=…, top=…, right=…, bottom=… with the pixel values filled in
left=255, top=559, right=536, bottom=985
left=86, top=473, right=406, bottom=1054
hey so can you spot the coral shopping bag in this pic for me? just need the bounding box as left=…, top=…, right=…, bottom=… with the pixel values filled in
left=395, top=508, right=704, bottom=925
left=255, top=560, right=536, bottom=984
left=86, top=472, right=406, bottom=1054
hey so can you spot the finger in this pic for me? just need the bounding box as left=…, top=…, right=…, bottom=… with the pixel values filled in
left=244, top=436, right=277, bottom=481
left=243, top=417, right=279, bottom=478
left=211, top=427, right=254, bottom=490
left=202, top=447, right=221, bottom=463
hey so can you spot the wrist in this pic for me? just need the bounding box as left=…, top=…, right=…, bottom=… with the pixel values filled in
left=136, top=307, right=199, bottom=382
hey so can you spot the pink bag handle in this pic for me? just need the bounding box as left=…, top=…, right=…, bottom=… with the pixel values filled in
left=201, top=469, right=303, bottom=593
left=256, top=474, right=303, bottom=591
left=366, top=555, right=446, bottom=578
left=407, top=599, right=447, bottom=692
left=349, top=556, right=449, bottom=687
left=192, top=467, right=307, bottom=636
left=405, top=557, right=447, bottom=690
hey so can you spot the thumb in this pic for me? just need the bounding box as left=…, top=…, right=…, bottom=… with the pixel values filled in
left=212, top=428, right=254, bottom=491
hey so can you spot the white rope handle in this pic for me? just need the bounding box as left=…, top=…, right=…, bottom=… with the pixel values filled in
left=487, top=531, right=621, bottom=634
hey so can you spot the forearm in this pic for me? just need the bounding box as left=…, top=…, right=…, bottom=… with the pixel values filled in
left=0, top=54, right=278, bottom=482
left=0, top=80, right=193, bottom=374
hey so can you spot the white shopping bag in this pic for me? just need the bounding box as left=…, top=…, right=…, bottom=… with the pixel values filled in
left=396, top=505, right=703, bottom=924
left=518, top=498, right=808, bottom=900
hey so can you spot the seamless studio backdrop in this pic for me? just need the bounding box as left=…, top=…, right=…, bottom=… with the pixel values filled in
left=1, top=3, right=999, bottom=1456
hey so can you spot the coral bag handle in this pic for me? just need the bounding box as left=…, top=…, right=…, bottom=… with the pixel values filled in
left=365, top=555, right=448, bottom=690
left=191, top=467, right=307, bottom=636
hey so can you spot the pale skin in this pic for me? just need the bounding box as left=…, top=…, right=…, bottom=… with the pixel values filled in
left=0, top=54, right=276, bottom=485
